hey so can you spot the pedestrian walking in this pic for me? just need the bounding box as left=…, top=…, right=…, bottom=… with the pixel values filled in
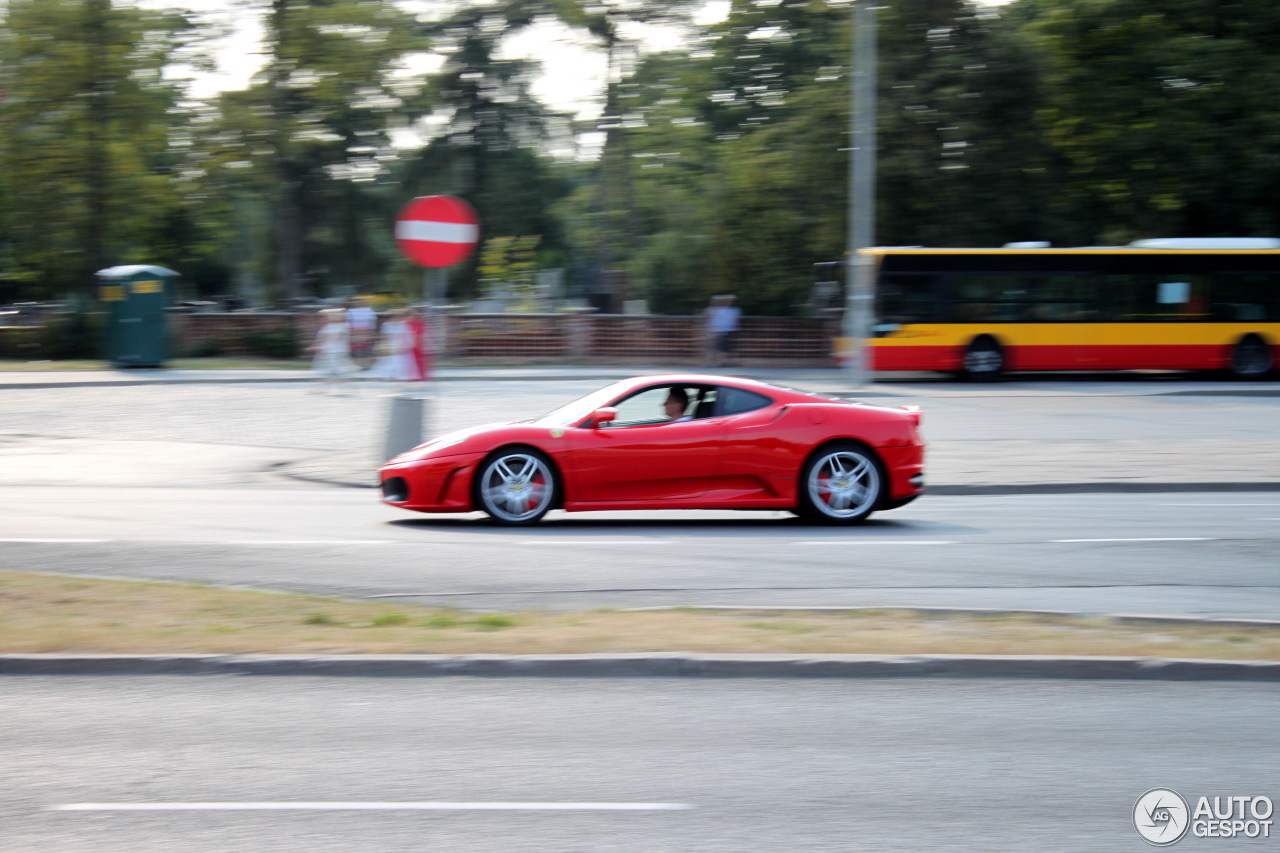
left=307, top=308, right=357, bottom=394
left=704, top=294, right=741, bottom=367
left=346, top=296, right=379, bottom=369
left=405, top=305, right=433, bottom=382
left=367, top=307, right=426, bottom=385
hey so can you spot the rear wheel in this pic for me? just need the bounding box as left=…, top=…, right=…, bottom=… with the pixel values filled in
left=1228, top=335, right=1274, bottom=379
left=962, top=336, right=1005, bottom=381
left=797, top=442, right=885, bottom=524
left=474, top=449, right=557, bottom=525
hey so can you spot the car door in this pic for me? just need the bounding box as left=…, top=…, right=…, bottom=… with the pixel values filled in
left=566, top=384, right=724, bottom=503
left=712, top=385, right=797, bottom=498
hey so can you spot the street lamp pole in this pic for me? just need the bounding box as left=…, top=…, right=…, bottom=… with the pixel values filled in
left=844, top=0, right=877, bottom=390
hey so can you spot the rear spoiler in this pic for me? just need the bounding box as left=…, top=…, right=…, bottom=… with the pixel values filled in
left=899, top=404, right=921, bottom=428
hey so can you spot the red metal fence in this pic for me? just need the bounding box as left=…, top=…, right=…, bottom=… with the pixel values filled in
left=169, top=312, right=837, bottom=365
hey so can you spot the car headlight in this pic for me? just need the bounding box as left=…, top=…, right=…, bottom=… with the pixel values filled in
left=389, top=434, right=469, bottom=465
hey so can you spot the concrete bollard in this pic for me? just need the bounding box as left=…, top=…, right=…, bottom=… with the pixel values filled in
left=382, top=391, right=427, bottom=462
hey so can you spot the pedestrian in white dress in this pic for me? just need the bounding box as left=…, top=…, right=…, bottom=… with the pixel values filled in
left=367, top=308, right=422, bottom=384
left=307, top=308, right=357, bottom=393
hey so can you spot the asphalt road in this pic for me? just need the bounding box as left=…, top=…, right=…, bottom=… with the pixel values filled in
left=3, top=376, right=1279, bottom=489
left=1, top=486, right=1275, bottom=618
left=4, top=676, right=1276, bottom=852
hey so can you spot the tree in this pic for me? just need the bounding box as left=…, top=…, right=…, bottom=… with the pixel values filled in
left=249, top=0, right=427, bottom=300
left=0, top=0, right=196, bottom=299
left=399, top=2, right=570, bottom=300
left=1017, top=0, right=1280, bottom=242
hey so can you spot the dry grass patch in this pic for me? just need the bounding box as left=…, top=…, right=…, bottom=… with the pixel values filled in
left=2, top=570, right=1279, bottom=658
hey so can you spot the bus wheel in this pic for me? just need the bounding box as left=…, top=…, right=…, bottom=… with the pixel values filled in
left=962, top=336, right=1005, bottom=381
left=1228, top=335, right=1274, bottom=379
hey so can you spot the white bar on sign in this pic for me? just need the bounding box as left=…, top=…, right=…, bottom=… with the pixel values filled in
left=396, top=220, right=479, bottom=244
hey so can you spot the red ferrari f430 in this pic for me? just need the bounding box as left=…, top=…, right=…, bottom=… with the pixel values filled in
left=379, top=375, right=924, bottom=525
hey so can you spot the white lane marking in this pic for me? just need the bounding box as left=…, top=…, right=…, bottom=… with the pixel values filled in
left=0, top=539, right=391, bottom=546
left=52, top=801, right=693, bottom=812
left=222, top=540, right=389, bottom=546
left=1051, top=537, right=1213, bottom=543
left=798, top=540, right=957, bottom=546
left=523, top=540, right=669, bottom=545
left=0, top=538, right=108, bottom=543
left=1162, top=499, right=1280, bottom=504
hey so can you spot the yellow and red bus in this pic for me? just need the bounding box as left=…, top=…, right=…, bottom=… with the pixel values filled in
left=856, top=240, right=1280, bottom=379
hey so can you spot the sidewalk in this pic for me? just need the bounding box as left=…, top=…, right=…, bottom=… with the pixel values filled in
left=0, top=364, right=848, bottom=389
left=3, top=366, right=1278, bottom=493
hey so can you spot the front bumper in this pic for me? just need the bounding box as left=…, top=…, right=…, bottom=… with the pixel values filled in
left=379, top=452, right=482, bottom=513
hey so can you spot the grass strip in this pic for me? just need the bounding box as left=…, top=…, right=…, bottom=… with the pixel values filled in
left=3, top=569, right=1278, bottom=659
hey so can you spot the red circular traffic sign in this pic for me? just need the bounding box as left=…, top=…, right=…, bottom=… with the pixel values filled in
left=394, top=195, right=480, bottom=268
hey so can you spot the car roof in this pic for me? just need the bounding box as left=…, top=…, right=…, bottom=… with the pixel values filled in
left=613, top=374, right=818, bottom=402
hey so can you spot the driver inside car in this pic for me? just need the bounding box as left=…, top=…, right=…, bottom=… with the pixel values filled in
left=664, top=387, right=693, bottom=422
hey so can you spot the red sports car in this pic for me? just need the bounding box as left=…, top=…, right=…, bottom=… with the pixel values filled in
left=379, top=375, right=924, bottom=525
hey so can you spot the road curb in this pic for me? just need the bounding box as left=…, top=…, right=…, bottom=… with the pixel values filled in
left=1, top=653, right=1276, bottom=681
left=622, top=606, right=1280, bottom=630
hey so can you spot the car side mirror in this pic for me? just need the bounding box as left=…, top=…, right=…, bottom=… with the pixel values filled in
left=591, top=407, right=618, bottom=428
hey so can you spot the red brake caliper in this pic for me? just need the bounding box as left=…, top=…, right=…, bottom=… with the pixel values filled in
left=818, top=471, right=832, bottom=505
left=529, top=472, right=545, bottom=508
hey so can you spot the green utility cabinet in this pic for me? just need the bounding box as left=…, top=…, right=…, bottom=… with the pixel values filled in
left=97, top=265, right=178, bottom=367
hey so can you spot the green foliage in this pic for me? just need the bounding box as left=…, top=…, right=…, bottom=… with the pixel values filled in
left=181, top=338, right=225, bottom=359
left=192, top=0, right=430, bottom=303
left=0, top=0, right=196, bottom=298
left=470, top=614, right=518, bottom=631
left=479, top=236, right=541, bottom=296
left=4, top=0, right=1280, bottom=317
left=0, top=327, right=43, bottom=360
left=38, top=310, right=105, bottom=360
left=238, top=327, right=299, bottom=360
left=1020, top=0, right=1280, bottom=241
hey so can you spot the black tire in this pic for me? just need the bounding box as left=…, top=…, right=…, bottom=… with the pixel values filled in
left=961, top=336, right=1005, bottom=381
left=1228, top=335, right=1274, bottom=379
left=473, top=447, right=557, bottom=525
left=796, top=441, right=885, bottom=524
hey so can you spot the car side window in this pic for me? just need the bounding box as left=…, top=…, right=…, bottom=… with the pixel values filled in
left=607, top=387, right=680, bottom=427
left=719, top=386, right=772, bottom=416
left=605, top=385, right=710, bottom=427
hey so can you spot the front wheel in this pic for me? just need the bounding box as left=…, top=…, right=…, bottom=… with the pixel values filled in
left=797, top=442, right=885, bottom=524
left=474, top=449, right=557, bottom=525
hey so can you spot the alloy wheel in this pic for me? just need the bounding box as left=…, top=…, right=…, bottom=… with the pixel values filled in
left=805, top=448, right=882, bottom=521
left=477, top=452, right=555, bottom=524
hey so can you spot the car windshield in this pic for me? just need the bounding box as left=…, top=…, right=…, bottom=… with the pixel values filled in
left=531, top=382, right=631, bottom=427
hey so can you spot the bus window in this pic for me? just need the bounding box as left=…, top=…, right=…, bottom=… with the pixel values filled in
left=1103, top=275, right=1208, bottom=321
left=1209, top=274, right=1280, bottom=322
left=876, top=274, right=939, bottom=329
left=944, top=274, right=1099, bottom=323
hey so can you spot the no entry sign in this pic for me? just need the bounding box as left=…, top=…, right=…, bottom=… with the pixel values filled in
left=395, top=195, right=480, bottom=268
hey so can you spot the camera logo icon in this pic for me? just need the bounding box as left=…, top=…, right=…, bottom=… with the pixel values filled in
left=1135, top=788, right=1191, bottom=846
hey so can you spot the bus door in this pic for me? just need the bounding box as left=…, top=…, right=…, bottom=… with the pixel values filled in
left=1095, top=274, right=1206, bottom=369
left=947, top=273, right=1098, bottom=370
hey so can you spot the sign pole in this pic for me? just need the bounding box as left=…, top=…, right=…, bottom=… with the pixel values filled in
left=844, top=0, right=877, bottom=391
left=382, top=196, right=480, bottom=462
